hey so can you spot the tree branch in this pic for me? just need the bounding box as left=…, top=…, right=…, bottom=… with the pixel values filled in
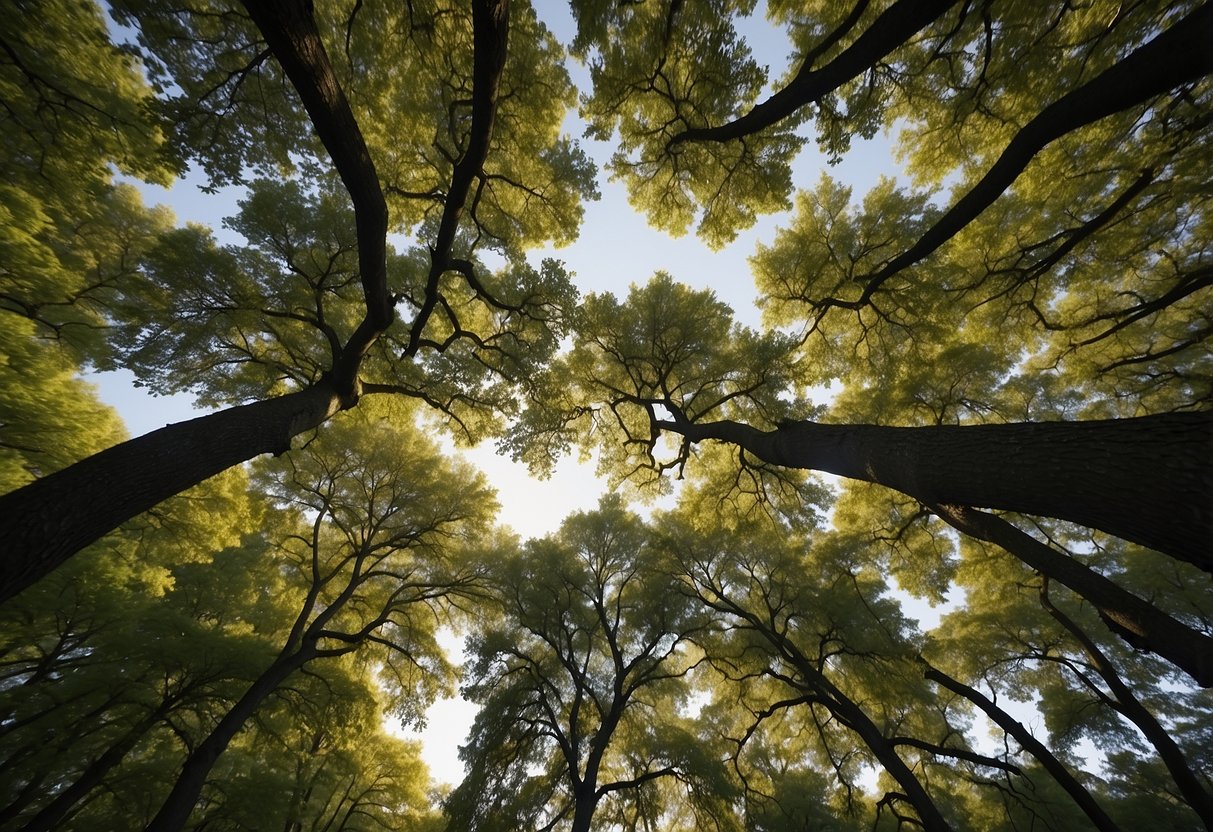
left=405, top=0, right=510, bottom=356
left=240, top=0, right=391, bottom=395
left=933, top=503, right=1213, bottom=688
left=920, top=659, right=1122, bottom=832
left=667, top=0, right=960, bottom=147
left=830, top=3, right=1213, bottom=315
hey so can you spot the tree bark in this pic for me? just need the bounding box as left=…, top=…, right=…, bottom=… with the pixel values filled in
left=921, top=661, right=1123, bottom=832
left=666, top=411, right=1213, bottom=570
left=0, top=0, right=514, bottom=604
left=0, top=384, right=348, bottom=603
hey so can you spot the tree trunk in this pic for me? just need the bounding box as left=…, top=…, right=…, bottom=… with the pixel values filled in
left=568, top=687, right=620, bottom=832
left=0, top=772, right=47, bottom=829
left=921, top=661, right=1123, bottom=832
left=143, top=649, right=312, bottom=832
left=671, top=411, right=1213, bottom=570
left=569, top=791, right=597, bottom=832
left=0, top=384, right=349, bottom=603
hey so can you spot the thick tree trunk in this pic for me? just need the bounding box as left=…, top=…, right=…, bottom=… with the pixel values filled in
left=670, top=411, right=1213, bottom=570
left=933, top=504, right=1213, bottom=688
left=0, top=384, right=348, bottom=604
left=921, top=661, right=1122, bottom=832
left=568, top=688, right=619, bottom=832
left=569, top=792, right=597, bottom=832
left=144, top=649, right=312, bottom=832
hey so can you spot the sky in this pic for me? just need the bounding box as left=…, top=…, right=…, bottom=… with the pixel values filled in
left=88, top=0, right=907, bottom=787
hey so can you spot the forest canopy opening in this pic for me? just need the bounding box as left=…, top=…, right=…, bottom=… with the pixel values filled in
left=1, top=1, right=1210, bottom=830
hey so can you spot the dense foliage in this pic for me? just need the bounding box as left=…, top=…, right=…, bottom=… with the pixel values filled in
left=1, top=0, right=1210, bottom=830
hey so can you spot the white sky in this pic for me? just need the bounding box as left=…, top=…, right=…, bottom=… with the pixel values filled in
left=88, top=0, right=906, bottom=788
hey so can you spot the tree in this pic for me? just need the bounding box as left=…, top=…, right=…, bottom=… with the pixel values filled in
left=0, top=0, right=595, bottom=598
left=183, top=661, right=440, bottom=831
left=0, top=472, right=263, bottom=831
left=447, top=498, right=734, bottom=832
left=534, top=0, right=1213, bottom=581
left=2, top=2, right=1211, bottom=830
left=512, top=276, right=1213, bottom=685
left=920, top=529, right=1213, bottom=829
left=0, top=405, right=469, bottom=831
left=659, top=498, right=958, bottom=830
left=145, top=403, right=491, bottom=831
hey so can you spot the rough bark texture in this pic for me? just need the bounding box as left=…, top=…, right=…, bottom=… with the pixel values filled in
left=0, top=385, right=347, bottom=603
left=922, top=662, right=1122, bottom=832
left=670, top=411, right=1213, bottom=570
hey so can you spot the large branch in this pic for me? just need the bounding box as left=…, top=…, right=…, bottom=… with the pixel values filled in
left=888, top=735, right=1022, bottom=776
left=921, top=660, right=1123, bottom=832
left=834, top=2, right=1213, bottom=313
left=405, top=0, right=510, bottom=356
left=0, top=385, right=347, bottom=603
left=932, top=503, right=1213, bottom=689
left=660, top=411, right=1213, bottom=570
left=595, top=766, right=678, bottom=798
left=1038, top=582, right=1213, bottom=825
left=240, top=0, right=391, bottom=392
left=144, top=645, right=317, bottom=831
left=667, top=0, right=960, bottom=146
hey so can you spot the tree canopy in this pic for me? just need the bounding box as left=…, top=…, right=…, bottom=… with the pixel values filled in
left=1, top=1, right=1210, bottom=830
